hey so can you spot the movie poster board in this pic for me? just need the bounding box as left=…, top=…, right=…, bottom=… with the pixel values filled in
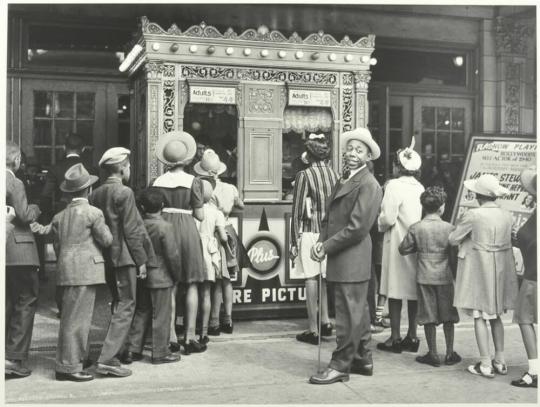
left=451, top=135, right=537, bottom=274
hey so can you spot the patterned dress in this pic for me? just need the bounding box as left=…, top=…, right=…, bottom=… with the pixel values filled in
left=152, top=170, right=205, bottom=283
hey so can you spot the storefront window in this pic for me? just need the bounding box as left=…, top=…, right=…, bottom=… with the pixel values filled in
left=282, top=107, right=332, bottom=200
left=183, top=103, right=238, bottom=184
left=33, top=91, right=95, bottom=168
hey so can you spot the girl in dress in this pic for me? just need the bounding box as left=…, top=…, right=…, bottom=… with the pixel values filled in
left=152, top=131, right=207, bottom=354
left=196, top=179, right=228, bottom=345
left=449, top=174, right=518, bottom=378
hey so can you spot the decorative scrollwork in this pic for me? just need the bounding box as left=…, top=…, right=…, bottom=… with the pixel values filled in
left=505, top=62, right=521, bottom=133
left=140, top=16, right=167, bottom=35
left=145, top=62, right=163, bottom=80
left=248, top=88, right=274, bottom=114
left=341, top=88, right=353, bottom=132
left=163, top=80, right=175, bottom=132
left=162, top=64, right=175, bottom=77
left=495, top=16, right=533, bottom=56
left=354, top=35, right=376, bottom=49
left=288, top=32, right=303, bottom=43
left=342, top=73, right=353, bottom=86
left=166, top=24, right=182, bottom=36
left=353, top=71, right=371, bottom=90
left=304, top=31, right=340, bottom=46
left=182, top=21, right=223, bottom=38
left=149, top=84, right=160, bottom=179
left=238, top=28, right=288, bottom=42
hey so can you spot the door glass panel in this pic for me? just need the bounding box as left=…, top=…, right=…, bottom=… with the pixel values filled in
left=422, top=131, right=436, bottom=156
left=56, top=92, right=74, bottom=118
left=422, top=107, right=435, bottom=130
left=34, top=91, right=53, bottom=117
left=437, top=133, right=450, bottom=157
left=76, top=120, right=94, bottom=145
left=389, top=130, right=402, bottom=153
left=452, top=132, right=465, bottom=154
left=33, top=119, right=52, bottom=145
left=77, top=93, right=95, bottom=119
left=55, top=120, right=73, bottom=145
left=389, top=106, right=403, bottom=129
left=451, top=108, right=465, bottom=130
left=437, top=108, right=451, bottom=130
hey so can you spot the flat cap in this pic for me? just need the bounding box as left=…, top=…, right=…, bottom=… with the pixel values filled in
left=99, top=147, right=131, bottom=167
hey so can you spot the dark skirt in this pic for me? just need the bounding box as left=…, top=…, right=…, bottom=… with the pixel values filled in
left=162, top=212, right=205, bottom=284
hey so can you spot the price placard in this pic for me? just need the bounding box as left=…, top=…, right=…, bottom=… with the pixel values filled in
left=190, top=86, right=236, bottom=104
left=288, top=89, right=331, bottom=107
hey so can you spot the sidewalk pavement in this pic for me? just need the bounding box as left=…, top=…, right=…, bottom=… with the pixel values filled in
left=4, top=268, right=538, bottom=404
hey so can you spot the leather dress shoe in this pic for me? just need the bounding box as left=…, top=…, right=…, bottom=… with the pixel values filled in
left=376, top=338, right=402, bottom=353
left=55, top=371, right=94, bottom=382
left=181, top=339, right=207, bottom=355
left=169, top=342, right=181, bottom=353
left=95, top=363, right=132, bottom=377
left=220, top=322, right=234, bottom=334
left=320, top=323, right=333, bottom=337
left=208, top=326, right=221, bottom=336
left=350, top=359, right=373, bottom=376
left=296, top=331, right=319, bottom=345
left=401, top=336, right=420, bottom=353
left=5, top=359, right=31, bottom=377
left=309, top=368, right=349, bottom=385
left=119, top=351, right=143, bottom=364
left=152, top=354, right=181, bottom=364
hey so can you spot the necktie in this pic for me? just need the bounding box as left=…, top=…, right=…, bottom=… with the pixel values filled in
left=342, top=169, right=351, bottom=181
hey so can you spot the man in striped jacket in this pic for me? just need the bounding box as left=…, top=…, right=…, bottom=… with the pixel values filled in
left=290, top=133, right=338, bottom=345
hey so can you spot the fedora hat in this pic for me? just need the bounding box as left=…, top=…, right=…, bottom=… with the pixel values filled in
left=341, top=128, right=381, bottom=160
left=520, top=166, right=537, bottom=196
left=193, top=149, right=227, bottom=176
left=156, top=131, right=197, bottom=166
left=397, top=137, right=422, bottom=171
left=60, top=163, right=99, bottom=193
left=464, top=174, right=509, bottom=198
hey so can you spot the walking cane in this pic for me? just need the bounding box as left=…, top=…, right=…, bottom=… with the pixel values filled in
left=317, top=253, right=323, bottom=374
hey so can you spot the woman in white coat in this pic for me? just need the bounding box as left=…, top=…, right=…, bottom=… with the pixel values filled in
left=377, top=140, right=424, bottom=353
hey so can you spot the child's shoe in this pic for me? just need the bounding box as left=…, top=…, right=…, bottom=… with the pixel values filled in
left=199, top=335, right=210, bottom=345
left=415, top=352, right=441, bottom=367
left=400, top=336, right=420, bottom=352
left=320, top=323, right=333, bottom=337
left=492, top=360, right=508, bottom=375
left=220, top=322, right=233, bottom=334
left=376, top=338, right=402, bottom=353
left=444, top=351, right=462, bottom=366
left=467, top=362, right=495, bottom=378
left=511, top=372, right=538, bottom=388
left=208, top=326, right=221, bottom=336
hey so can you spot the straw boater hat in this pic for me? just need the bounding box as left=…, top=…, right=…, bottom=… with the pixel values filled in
left=397, top=137, right=422, bottom=171
left=520, top=166, right=537, bottom=196
left=193, top=149, right=227, bottom=176
left=341, top=128, right=381, bottom=160
left=305, top=133, right=330, bottom=161
left=156, top=131, right=197, bottom=166
left=464, top=174, right=509, bottom=198
left=99, top=147, right=130, bottom=167
left=60, top=163, right=99, bottom=193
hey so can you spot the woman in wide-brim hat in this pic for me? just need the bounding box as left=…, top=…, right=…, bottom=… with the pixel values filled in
left=512, top=166, right=538, bottom=388
left=152, top=130, right=207, bottom=354
left=449, top=173, right=517, bottom=378
left=377, top=137, right=425, bottom=354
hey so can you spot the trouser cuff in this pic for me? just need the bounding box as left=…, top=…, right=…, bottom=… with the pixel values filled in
left=55, top=362, right=83, bottom=374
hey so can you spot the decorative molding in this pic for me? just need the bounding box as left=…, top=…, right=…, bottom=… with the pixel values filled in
left=357, top=93, right=366, bottom=128
left=248, top=88, right=274, bottom=114
left=279, top=87, right=287, bottom=110
left=162, top=64, right=176, bottom=78
left=504, top=62, right=521, bottom=134
left=163, top=80, right=175, bottom=132
left=353, top=71, right=371, bottom=90
left=342, top=73, right=353, bottom=86
left=139, top=17, right=375, bottom=49
left=148, top=84, right=160, bottom=179
left=495, top=16, right=533, bottom=56
left=341, top=87, right=353, bottom=132
left=236, top=84, right=243, bottom=108
left=180, top=64, right=338, bottom=85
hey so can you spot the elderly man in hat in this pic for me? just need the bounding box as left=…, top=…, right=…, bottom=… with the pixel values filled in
left=290, top=133, right=338, bottom=345
left=309, top=128, right=382, bottom=384
left=90, top=147, right=155, bottom=377
left=51, top=164, right=112, bottom=381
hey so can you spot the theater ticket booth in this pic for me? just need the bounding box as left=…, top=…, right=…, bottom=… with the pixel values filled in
left=124, top=17, right=375, bottom=318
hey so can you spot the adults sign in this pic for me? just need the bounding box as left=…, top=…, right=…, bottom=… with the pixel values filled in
left=190, top=86, right=236, bottom=104
left=288, top=89, right=331, bottom=107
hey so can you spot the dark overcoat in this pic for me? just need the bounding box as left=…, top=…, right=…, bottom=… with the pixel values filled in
left=320, top=166, right=382, bottom=283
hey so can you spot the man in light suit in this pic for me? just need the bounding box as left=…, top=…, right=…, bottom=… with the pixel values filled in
left=5, top=142, right=42, bottom=377
left=309, top=128, right=383, bottom=384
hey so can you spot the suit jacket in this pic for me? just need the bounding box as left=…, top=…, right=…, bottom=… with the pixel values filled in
left=143, top=213, right=182, bottom=288
left=398, top=214, right=455, bottom=285
left=320, top=166, right=382, bottom=283
left=89, top=177, right=155, bottom=268
left=52, top=199, right=113, bottom=286
left=449, top=202, right=517, bottom=314
left=40, top=155, right=98, bottom=218
left=6, top=170, right=40, bottom=267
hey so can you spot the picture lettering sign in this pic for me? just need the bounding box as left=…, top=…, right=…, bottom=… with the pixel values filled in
left=190, top=86, right=236, bottom=104
left=288, top=89, right=331, bottom=107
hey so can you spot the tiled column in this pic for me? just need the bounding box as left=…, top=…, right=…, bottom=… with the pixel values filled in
left=479, top=19, right=498, bottom=133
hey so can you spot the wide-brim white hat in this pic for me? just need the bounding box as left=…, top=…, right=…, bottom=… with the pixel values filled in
left=193, top=149, right=227, bottom=176
left=341, top=128, right=381, bottom=160
left=156, top=131, right=197, bottom=166
left=464, top=174, right=509, bottom=198
left=397, top=136, right=422, bottom=171
left=520, top=166, right=537, bottom=196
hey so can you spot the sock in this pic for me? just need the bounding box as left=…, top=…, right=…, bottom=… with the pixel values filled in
left=443, top=322, right=454, bottom=355
left=528, top=359, right=538, bottom=375
left=201, top=326, right=208, bottom=337
left=209, top=317, right=220, bottom=328
left=375, top=305, right=384, bottom=320
left=494, top=351, right=506, bottom=365
left=424, top=324, right=437, bottom=356
left=480, top=355, right=491, bottom=368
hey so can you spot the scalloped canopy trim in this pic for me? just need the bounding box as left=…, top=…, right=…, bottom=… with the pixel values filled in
left=139, top=16, right=375, bottom=48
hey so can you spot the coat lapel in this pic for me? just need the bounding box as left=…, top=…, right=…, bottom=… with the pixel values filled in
left=332, top=167, right=369, bottom=201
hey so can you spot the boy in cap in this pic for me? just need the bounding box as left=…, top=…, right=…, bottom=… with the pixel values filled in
left=90, top=147, right=155, bottom=377
left=123, top=187, right=182, bottom=364
left=51, top=164, right=113, bottom=381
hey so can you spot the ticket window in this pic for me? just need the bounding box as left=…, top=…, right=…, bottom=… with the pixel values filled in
left=183, top=103, right=239, bottom=185
left=281, top=107, right=333, bottom=200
